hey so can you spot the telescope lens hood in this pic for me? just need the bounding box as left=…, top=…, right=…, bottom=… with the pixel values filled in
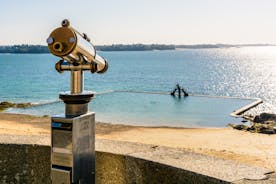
left=97, top=60, right=108, bottom=74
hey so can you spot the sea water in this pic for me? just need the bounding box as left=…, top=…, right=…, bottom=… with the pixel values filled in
left=1, top=47, right=275, bottom=127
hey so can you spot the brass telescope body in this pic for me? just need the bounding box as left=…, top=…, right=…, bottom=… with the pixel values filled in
left=47, top=19, right=108, bottom=94
left=47, top=19, right=108, bottom=73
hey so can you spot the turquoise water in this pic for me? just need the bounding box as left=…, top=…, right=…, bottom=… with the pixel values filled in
left=1, top=47, right=276, bottom=127
left=7, top=92, right=253, bottom=127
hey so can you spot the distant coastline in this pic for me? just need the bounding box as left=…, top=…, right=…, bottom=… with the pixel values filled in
left=0, top=44, right=275, bottom=53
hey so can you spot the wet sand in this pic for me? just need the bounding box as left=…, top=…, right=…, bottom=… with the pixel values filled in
left=0, top=113, right=275, bottom=170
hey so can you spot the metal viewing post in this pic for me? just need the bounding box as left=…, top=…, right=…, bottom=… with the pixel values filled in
left=46, top=19, right=108, bottom=184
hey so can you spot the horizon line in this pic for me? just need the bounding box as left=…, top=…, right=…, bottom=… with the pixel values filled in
left=1, top=43, right=276, bottom=47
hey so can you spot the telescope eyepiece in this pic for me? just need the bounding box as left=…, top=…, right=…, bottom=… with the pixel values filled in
left=53, top=42, right=64, bottom=52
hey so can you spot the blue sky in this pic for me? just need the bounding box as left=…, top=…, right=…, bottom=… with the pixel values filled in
left=0, top=0, right=276, bottom=45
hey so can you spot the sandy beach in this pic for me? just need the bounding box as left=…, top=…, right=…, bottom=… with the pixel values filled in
left=0, top=112, right=275, bottom=171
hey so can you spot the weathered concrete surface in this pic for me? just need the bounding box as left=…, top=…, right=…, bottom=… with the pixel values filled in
left=130, top=146, right=272, bottom=182
left=125, top=155, right=227, bottom=184
left=97, top=139, right=274, bottom=184
left=0, top=144, right=51, bottom=184
left=0, top=138, right=275, bottom=184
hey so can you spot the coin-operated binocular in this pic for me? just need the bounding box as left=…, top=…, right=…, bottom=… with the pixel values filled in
left=47, top=19, right=108, bottom=184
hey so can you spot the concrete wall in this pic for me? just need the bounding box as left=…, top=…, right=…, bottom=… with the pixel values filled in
left=0, top=144, right=51, bottom=184
left=0, top=143, right=227, bottom=184
left=96, top=151, right=227, bottom=184
left=0, top=141, right=274, bottom=184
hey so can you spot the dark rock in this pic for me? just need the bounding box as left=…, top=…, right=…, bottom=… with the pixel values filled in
left=241, top=119, right=248, bottom=123
left=233, top=124, right=248, bottom=130
left=260, top=126, right=275, bottom=134
left=247, top=126, right=256, bottom=132
left=265, top=121, right=276, bottom=126
left=253, top=113, right=276, bottom=123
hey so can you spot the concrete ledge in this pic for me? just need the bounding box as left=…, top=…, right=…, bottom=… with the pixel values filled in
left=0, top=139, right=274, bottom=184
left=96, top=139, right=273, bottom=184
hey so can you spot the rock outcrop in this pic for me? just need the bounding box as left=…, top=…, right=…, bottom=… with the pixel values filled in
left=0, top=101, right=32, bottom=111
left=253, top=113, right=276, bottom=123
left=230, top=113, right=276, bottom=134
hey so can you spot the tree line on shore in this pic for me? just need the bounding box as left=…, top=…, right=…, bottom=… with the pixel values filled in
left=0, top=44, right=274, bottom=53
left=0, top=44, right=175, bottom=53
left=0, top=45, right=49, bottom=53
